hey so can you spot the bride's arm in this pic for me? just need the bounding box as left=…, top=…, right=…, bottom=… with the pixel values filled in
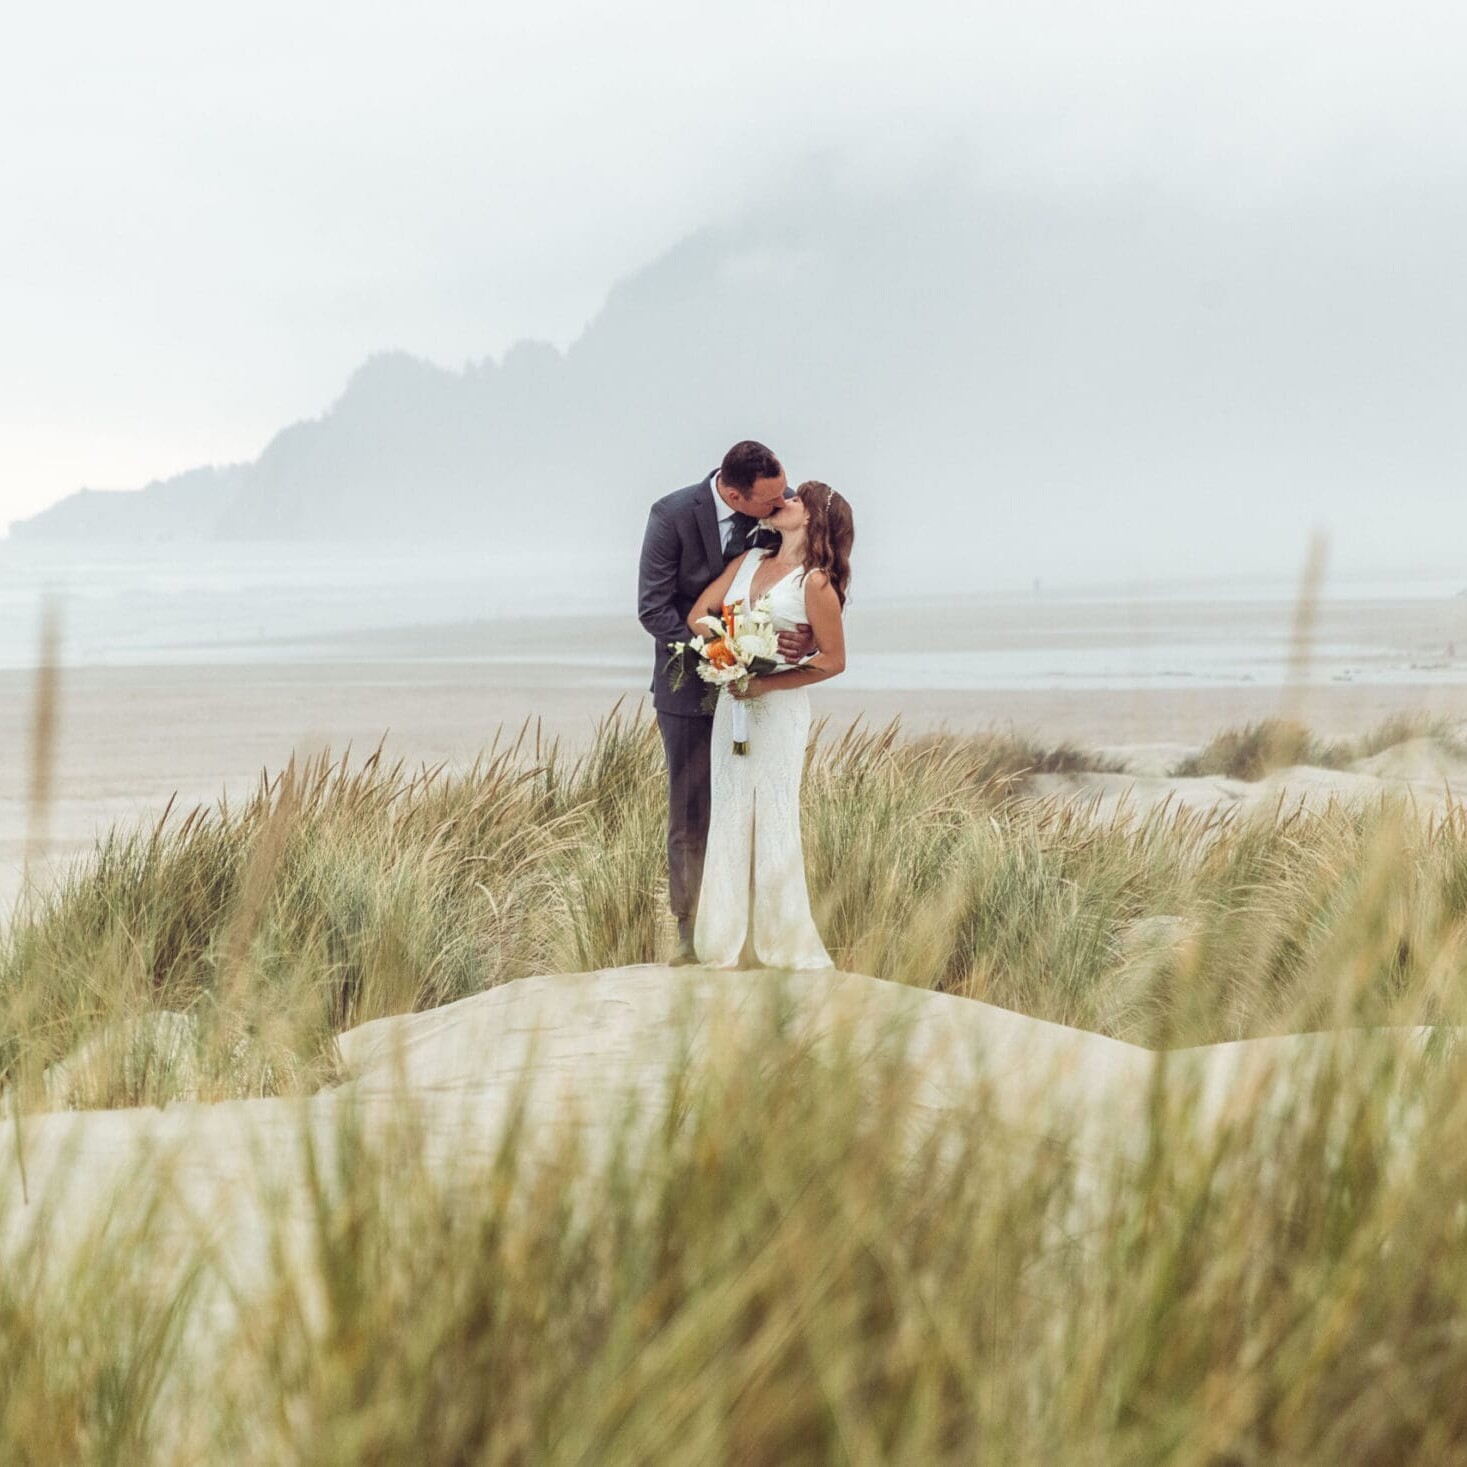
left=686, top=554, right=747, bottom=634
left=740, top=573, right=845, bottom=696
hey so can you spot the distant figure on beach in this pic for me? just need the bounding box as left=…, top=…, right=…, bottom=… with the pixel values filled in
left=637, top=441, right=853, bottom=968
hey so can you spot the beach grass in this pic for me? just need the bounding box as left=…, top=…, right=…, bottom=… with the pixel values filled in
left=1170, top=710, right=1467, bottom=780
left=7, top=706, right=1467, bottom=1102
left=7, top=704, right=1467, bottom=1459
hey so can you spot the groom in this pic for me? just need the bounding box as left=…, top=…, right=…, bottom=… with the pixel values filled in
left=638, top=440, right=816, bottom=965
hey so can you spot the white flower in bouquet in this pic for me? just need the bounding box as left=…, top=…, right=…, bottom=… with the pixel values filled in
left=733, top=630, right=777, bottom=664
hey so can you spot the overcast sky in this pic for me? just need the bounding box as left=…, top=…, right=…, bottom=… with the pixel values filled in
left=2, top=0, right=1463, bottom=532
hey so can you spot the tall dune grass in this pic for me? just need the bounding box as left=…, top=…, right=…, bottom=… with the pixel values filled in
left=7, top=706, right=1467, bottom=1108
left=8, top=704, right=1467, bottom=1460
left=1172, top=710, right=1467, bottom=779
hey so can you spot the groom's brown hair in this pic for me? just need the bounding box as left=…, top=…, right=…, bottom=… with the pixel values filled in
left=720, top=440, right=783, bottom=492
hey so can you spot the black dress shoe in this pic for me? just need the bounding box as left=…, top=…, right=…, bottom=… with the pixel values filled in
left=670, top=937, right=700, bottom=967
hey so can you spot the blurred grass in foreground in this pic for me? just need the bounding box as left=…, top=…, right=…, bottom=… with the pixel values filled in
left=5, top=977, right=1467, bottom=1463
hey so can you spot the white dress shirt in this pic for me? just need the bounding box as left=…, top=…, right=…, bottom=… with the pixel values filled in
left=709, top=471, right=741, bottom=553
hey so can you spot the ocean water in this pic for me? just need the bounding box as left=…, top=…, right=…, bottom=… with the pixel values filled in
left=2, top=540, right=1465, bottom=691
left=0, top=541, right=620, bottom=671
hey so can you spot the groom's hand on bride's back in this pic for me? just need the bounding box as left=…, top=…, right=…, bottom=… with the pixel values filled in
left=778, top=623, right=818, bottom=662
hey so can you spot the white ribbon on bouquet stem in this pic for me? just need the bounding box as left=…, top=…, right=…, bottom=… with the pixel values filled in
left=730, top=693, right=751, bottom=754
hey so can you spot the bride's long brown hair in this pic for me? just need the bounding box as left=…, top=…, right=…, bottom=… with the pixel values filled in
left=796, top=481, right=854, bottom=608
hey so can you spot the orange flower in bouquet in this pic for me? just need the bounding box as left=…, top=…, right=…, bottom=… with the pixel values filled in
left=705, top=637, right=737, bottom=669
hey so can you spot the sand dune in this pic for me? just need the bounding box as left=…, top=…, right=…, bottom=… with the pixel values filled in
left=1029, top=734, right=1467, bottom=824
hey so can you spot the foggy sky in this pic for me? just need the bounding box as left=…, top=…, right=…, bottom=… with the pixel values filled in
left=3, top=0, right=1465, bottom=537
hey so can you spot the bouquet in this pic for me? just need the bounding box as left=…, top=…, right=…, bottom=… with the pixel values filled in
left=668, top=596, right=780, bottom=754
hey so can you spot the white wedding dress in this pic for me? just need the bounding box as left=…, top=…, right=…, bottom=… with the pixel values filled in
left=694, top=550, right=834, bottom=970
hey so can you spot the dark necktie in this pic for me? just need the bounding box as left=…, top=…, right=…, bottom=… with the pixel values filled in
left=725, top=511, right=755, bottom=559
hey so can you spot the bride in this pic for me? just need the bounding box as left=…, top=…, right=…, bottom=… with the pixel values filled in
left=684, top=480, right=854, bottom=969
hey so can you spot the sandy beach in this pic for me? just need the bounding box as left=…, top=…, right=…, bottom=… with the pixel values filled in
left=7, top=588, right=1467, bottom=924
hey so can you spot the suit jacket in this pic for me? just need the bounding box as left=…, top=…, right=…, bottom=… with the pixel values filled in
left=639, top=470, right=765, bottom=717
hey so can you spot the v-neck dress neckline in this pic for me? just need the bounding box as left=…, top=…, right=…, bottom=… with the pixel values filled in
left=745, top=550, right=800, bottom=604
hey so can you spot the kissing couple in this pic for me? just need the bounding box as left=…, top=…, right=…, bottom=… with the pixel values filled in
left=637, top=439, right=856, bottom=969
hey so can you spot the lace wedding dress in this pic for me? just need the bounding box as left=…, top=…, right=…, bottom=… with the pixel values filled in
left=693, top=550, right=834, bottom=970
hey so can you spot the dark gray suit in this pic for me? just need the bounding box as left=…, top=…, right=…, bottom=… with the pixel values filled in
left=638, top=470, right=761, bottom=924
